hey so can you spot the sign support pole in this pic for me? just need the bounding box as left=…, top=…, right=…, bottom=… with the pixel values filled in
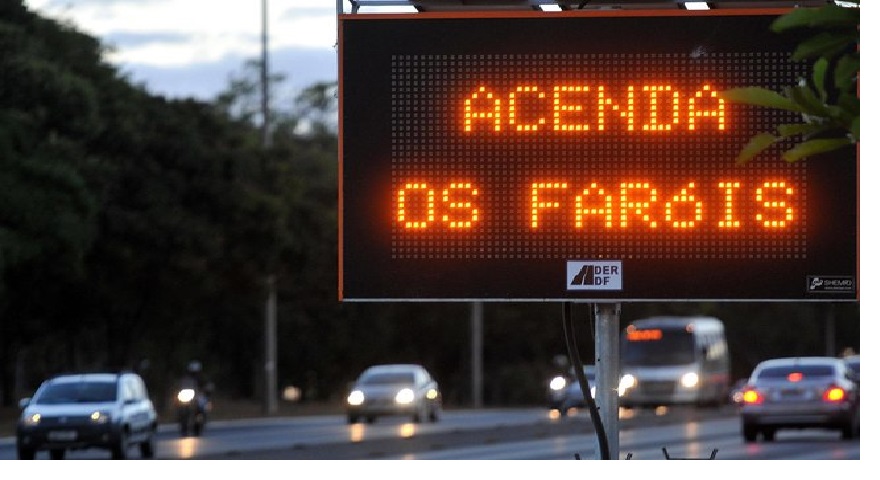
left=594, top=302, right=620, bottom=460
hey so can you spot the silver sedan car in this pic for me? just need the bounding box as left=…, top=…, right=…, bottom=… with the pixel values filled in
left=345, top=364, right=442, bottom=424
left=739, top=356, right=859, bottom=442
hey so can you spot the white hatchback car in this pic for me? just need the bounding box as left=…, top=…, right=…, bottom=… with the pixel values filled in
left=16, top=372, right=158, bottom=459
left=345, top=364, right=442, bottom=424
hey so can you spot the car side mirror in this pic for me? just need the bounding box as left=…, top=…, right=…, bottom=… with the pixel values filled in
left=18, top=397, right=31, bottom=409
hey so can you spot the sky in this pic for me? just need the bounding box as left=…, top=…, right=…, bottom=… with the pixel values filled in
left=22, top=0, right=349, bottom=101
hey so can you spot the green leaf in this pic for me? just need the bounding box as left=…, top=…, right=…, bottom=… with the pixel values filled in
left=781, top=138, right=852, bottom=162
left=772, top=5, right=860, bottom=33
left=792, top=32, right=856, bottom=61
left=720, top=87, right=798, bottom=111
left=788, top=84, right=829, bottom=117
left=777, top=123, right=825, bottom=137
left=736, top=133, right=778, bottom=164
left=812, top=58, right=828, bottom=103
left=834, top=55, right=859, bottom=92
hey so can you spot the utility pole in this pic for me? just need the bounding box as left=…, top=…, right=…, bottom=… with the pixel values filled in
left=261, top=0, right=277, bottom=416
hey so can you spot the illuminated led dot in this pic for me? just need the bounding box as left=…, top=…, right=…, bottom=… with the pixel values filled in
left=531, top=182, right=568, bottom=229
left=510, top=86, right=546, bottom=132
left=717, top=181, right=741, bottom=228
left=464, top=86, right=501, bottom=132
left=756, top=181, right=793, bottom=228
left=442, top=182, right=479, bottom=229
left=688, top=85, right=724, bottom=131
left=398, top=183, right=433, bottom=230
left=575, top=183, right=613, bottom=229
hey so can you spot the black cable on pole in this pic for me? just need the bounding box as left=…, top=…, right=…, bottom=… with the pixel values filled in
left=563, top=302, right=610, bottom=460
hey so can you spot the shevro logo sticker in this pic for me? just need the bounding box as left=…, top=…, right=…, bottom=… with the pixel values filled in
left=567, top=261, right=623, bottom=291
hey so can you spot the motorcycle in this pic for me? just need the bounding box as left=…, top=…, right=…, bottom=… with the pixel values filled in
left=176, top=382, right=211, bottom=436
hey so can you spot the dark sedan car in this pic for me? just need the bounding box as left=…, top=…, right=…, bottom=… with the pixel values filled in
left=739, top=356, right=859, bottom=442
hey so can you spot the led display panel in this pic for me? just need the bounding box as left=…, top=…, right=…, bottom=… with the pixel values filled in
left=338, top=9, right=858, bottom=301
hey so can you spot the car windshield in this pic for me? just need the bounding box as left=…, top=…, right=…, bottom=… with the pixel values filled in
left=35, top=381, right=117, bottom=404
left=361, top=372, right=415, bottom=385
left=622, top=330, right=696, bottom=365
left=757, top=364, right=834, bottom=380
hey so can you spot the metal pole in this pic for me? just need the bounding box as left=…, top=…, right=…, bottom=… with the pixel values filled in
left=471, top=301, right=483, bottom=408
left=264, top=275, right=278, bottom=414
left=261, top=0, right=277, bottom=416
left=594, top=303, right=620, bottom=460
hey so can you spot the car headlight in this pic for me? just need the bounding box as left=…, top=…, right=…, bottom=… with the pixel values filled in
left=347, top=390, right=365, bottom=406
left=426, top=388, right=439, bottom=400
left=90, top=411, right=111, bottom=424
left=680, top=372, right=699, bottom=389
left=549, top=376, right=567, bottom=391
left=395, top=388, right=415, bottom=405
left=21, top=412, right=41, bottom=427
left=619, top=373, right=636, bottom=391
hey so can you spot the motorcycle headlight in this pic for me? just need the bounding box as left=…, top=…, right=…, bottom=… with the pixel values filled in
left=178, top=388, right=196, bottom=403
left=549, top=376, right=567, bottom=391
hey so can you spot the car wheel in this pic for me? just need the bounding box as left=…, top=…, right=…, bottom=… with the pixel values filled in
left=140, top=433, right=156, bottom=459
left=429, top=407, right=440, bottom=423
left=49, top=448, right=65, bottom=460
left=193, top=417, right=204, bottom=436
left=16, top=446, right=35, bottom=460
left=365, top=416, right=376, bottom=424
left=347, top=414, right=359, bottom=424
left=762, top=428, right=776, bottom=442
left=111, top=431, right=128, bottom=460
left=742, top=423, right=758, bottom=443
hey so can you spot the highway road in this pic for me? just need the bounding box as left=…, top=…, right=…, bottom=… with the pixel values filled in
left=0, top=405, right=860, bottom=461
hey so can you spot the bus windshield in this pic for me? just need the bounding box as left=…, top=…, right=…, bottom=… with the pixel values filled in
left=622, top=329, right=696, bottom=366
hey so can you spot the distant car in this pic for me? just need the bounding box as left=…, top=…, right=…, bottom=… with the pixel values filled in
left=843, top=354, right=860, bottom=382
left=548, top=365, right=596, bottom=416
left=345, top=364, right=442, bottom=424
left=739, top=357, right=859, bottom=442
left=16, top=372, right=158, bottom=459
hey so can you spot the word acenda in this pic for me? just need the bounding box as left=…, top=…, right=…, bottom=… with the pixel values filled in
left=463, top=84, right=724, bottom=133
left=395, top=180, right=795, bottom=231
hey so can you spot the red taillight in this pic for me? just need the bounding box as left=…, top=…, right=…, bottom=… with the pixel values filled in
left=823, top=386, right=846, bottom=403
left=742, top=388, right=763, bottom=405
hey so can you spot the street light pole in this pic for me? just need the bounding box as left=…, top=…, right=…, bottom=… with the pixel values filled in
left=261, top=0, right=277, bottom=416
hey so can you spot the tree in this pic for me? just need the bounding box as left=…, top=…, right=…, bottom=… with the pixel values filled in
left=720, top=3, right=859, bottom=163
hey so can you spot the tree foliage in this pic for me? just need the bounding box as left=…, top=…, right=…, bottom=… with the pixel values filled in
left=720, top=3, right=859, bottom=163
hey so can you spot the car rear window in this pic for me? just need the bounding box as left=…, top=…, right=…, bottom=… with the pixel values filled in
left=36, top=381, right=118, bottom=404
left=757, top=364, right=834, bottom=380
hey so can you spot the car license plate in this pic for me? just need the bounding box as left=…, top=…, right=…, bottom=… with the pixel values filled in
left=48, top=430, right=77, bottom=441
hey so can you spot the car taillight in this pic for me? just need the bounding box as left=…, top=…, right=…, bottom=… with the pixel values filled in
left=823, top=385, right=847, bottom=403
left=742, top=388, right=763, bottom=405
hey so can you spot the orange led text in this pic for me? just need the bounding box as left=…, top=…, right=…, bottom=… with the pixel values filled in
left=464, top=84, right=724, bottom=133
